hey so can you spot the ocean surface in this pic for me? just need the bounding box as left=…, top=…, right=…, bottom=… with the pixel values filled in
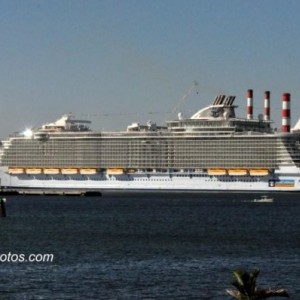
left=0, top=192, right=299, bottom=299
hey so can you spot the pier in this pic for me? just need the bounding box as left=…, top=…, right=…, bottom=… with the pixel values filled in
left=1, top=189, right=102, bottom=196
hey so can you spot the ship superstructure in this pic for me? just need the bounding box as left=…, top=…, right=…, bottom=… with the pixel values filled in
left=1, top=90, right=300, bottom=194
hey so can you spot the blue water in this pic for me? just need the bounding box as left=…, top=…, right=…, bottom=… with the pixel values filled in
left=0, top=192, right=299, bottom=299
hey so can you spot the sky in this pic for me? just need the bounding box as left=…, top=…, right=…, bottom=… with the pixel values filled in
left=0, top=0, right=300, bottom=138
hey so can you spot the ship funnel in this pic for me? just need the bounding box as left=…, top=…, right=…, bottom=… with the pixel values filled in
left=247, top=89, right=253, bottom=120
left=282, top=93, right=291, bottom=133
left=264, top=91, right=270, bottom=121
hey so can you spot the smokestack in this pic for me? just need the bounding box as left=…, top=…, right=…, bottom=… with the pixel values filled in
left=247, top=89, right=253, bottom=120
left=282, top=93, right=291, bottom=133
left=264, top=91, right=270, bottom=121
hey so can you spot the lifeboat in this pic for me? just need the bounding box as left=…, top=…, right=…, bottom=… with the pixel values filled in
left=228, top=169, right=248, bottom=176
left=8, top=167, right=24, bottom=174
left=249, top=169, right=269, bottom=176
left=127, top=168, right=137, bottom=174
left=25, top=168, right=42, bottom=174
left=79, top=168, right=98, bottom=175
left=107, top=168, right=125, bottom=175
left=61, top=168, right=78, bottom=175
left=208, top=169, right=227, bottom=176
left=43, top=168, right=60, bottom=175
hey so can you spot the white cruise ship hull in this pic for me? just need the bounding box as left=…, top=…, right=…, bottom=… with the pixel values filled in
left=1, top=167, right=300, bottom=193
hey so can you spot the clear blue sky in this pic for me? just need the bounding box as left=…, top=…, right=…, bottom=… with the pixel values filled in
left=0, top=0, right=299, bottom=137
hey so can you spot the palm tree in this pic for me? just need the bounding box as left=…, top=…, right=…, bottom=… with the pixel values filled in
left=226, top=269, right=289, bottom=299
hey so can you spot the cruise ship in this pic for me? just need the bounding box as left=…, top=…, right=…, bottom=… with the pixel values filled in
left=1, top=89, right=300, bottom=194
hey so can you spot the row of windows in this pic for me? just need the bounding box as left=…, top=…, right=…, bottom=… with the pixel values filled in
left=18, top=173, right=268, bottom=181
left=1, top=137, right=298, bottom=168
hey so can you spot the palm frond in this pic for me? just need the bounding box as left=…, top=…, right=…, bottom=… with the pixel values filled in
left=257, top=288, right=290, bottom=298
left=227, top=269, right=289, bottom=300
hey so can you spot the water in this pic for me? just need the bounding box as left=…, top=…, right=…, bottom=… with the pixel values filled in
left=0, top=192, right=299, bottom=299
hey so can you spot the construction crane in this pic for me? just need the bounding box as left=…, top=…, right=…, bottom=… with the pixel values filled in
left=169, top=80, right=199, bottom=118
